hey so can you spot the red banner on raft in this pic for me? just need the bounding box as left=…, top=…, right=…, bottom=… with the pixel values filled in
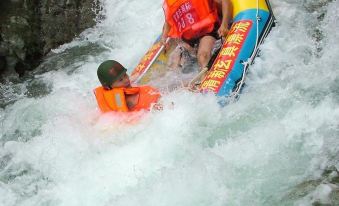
left=200, top=20, right=253, bottom=93
left=131, top=42, right=162, bottom=83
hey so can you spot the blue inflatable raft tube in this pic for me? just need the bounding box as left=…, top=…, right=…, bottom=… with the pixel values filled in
left=200, top=0, right=275, bottom=97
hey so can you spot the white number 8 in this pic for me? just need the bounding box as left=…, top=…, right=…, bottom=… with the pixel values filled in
left=186, top=13, right=195, bottom=24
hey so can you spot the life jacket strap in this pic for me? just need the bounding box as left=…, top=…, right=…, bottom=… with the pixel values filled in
left=94, top=87, right=139, bottom=112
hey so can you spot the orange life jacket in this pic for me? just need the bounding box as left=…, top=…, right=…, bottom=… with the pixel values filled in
left=94, top=86, right=161, bottom=113
left=163, top=0, right=219, bottom=39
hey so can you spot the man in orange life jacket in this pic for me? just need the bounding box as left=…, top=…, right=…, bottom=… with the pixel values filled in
left=94, top=60, right=161, bottom=113
left=161, top=0, right=231, bottom=73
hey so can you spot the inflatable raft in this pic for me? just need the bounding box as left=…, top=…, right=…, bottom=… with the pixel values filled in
left=130, top=0, right=275, bottom=98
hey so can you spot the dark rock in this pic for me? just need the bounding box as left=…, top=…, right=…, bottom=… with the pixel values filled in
left=14, top=61, right=27, bottom=77
left=283, top=166, right=339, bottom=205
left=312, top=202, right=332, bottom=206
left=0, top=55, right=6, bottom=75
left=0, top=0, right=101, bottom=77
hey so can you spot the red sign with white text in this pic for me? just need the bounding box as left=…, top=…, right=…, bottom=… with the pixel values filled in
left=200, top=20, right=253, bottom=93
left=130, top=42, right=162, bottom=83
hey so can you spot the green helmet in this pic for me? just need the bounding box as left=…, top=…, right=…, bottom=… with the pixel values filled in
left=97, top=60, right=127, bottom=88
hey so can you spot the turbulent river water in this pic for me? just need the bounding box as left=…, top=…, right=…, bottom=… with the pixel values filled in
left=1, top=0, right=338, bottom=205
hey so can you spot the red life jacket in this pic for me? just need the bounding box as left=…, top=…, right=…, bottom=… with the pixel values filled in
left=163, top=0, right=219, bottom=39
left=93, top=86, right=161, bottom=113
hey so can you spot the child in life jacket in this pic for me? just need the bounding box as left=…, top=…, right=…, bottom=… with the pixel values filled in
left=161, top=0, right=231, bottom=83
left=94, top=60, right=161, bottom=113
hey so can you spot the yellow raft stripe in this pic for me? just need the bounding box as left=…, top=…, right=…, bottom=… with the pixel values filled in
left=230, top=0, right=269, bottom=17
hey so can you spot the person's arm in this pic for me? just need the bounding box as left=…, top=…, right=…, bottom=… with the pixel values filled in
left=215, top=0, right=231, bottom=37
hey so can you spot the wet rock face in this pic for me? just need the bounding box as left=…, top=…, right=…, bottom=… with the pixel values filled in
left=0, top=0, right=101, bottom=76
left=0, top=55, right=6, bottom=74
